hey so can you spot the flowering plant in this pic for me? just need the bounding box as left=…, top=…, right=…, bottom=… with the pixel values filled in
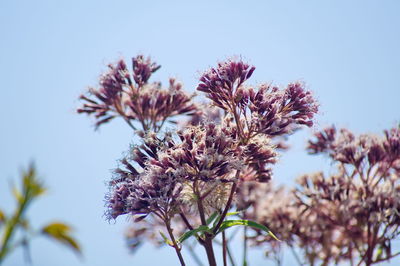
left=78, top=55, right=319, bottom=265
left=244, top=126, right=400, bottom=265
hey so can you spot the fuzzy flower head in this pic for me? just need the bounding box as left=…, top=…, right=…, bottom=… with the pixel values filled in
left=308, top=125, right=400, bottom=169
left=148, top=122, right=242, bottom=183
left=132, top=55, right=161, bottom=86
left=106, top=132, right=180, bottom=220
left=125, top=78, right=197, bottom=131
left=197, top=58, right=255, bottom=110
left=77, top=60, right=129, bottom=128
left=246, top=82, right=319, bottom=136
left=78, top=55, right=197, bottom=131
left=242, top=135, right=277, bottom=182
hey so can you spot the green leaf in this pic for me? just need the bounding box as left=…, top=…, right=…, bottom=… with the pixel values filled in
left=210, top=211, right=240, bottom=230
left=226, top=211, right=240, bottom=217
left=41, top=222, right=81, bottom=255
left=216, top=219, right=280, bottom=241
left=178, top=225, right=211, bottom=244
left=206, top=212, right=219, bottom=225
left=159, top=231, right=173, bottom=246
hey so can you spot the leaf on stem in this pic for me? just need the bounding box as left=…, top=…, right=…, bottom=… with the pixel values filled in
left=178, top=225, right=211, bottom=244
left=41, top=222, right=82, bottom=255
left=159, top=231, right=174, bottom=246
left=206, top=212, right=219, bottom=226
left=216, top=219, right=280, bottom=241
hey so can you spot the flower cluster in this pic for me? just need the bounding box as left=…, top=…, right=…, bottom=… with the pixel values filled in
left=247, top=126, right=400, bottom=265
left=77, top=55, right=197, bottom=131
left=106, top=132, right=181, bottom=220
left=245, top=82, right=318, bottom=136
left=197, top=60, right=318, bottom=139
left=80, top=55, right=319, bottom=266
left=197, top=59, right=255, bottom=110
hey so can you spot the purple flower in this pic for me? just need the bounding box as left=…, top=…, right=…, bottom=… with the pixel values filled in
left=383, top=127, right=400, bottom=161
left=197, top=58, right=255, bottom=110
left=132, top=55, right=161, bottom=87
left=107, top=133, right=180, bottom=220
left=150, top=123, right=242, bottom=183
left=77, top=60, right=128, bottom=128
left=247, top=82, right=319, bottom=136
left=78, top=55, right=197, bottom=131
left=242, top=136, right=277, bottom=182
left=125, top=78, right=197, bottom=131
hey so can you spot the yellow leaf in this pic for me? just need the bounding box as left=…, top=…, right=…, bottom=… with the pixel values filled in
left=41, top=222, right=82, bottom=255
left=0, top=209, right=5, bottom=224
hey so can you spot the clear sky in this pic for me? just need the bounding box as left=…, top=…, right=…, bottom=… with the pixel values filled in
left=1, top=0, right=399, bottom=265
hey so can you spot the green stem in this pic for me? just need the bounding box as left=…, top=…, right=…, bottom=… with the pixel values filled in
left=0, top=197, right=29, bottom=263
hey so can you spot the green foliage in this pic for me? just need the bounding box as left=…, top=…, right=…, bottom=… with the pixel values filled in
left=178, top=225, right=212, bottom=244
left=178, top=214, right=279, bottom=245
left=159, top=231, right=173, bottom=246
left=0, top=163, right=81, bottom=265
left=216, top=219, right=279, bottom=241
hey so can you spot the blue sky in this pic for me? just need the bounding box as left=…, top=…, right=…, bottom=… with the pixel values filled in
left=1, top=0, right=399, bottom=265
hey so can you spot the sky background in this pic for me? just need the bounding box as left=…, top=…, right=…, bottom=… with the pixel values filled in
left=1, top=0, right=399, bottom=265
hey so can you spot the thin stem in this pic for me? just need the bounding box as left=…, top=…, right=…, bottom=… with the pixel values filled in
left=114, top=104, right=137, bottom=131
left=226, top=242, right=237, bottom=266
left=194, top=182, right=207, bottom=226
left=242, top=227, right=248, bottom=266
left=194, top=181, right=217, bottom=266
left=222, top=231, right=227, bottom=266
left=165, top=220, right=186, bottom=266
left=179, top=212, right=194, bottom=231
left=289, top=245, right=304, bottom=266
left=122, top=116, right=137, bottom=130
left=372, top=251, right=400, bottom=264
left=229, top=99, right=244, bottom=141
left=213, top=181, right=238, bottom=234
left=186, top=241, right=205, bottom=266
left=179, top=211, right=205, bottom=245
